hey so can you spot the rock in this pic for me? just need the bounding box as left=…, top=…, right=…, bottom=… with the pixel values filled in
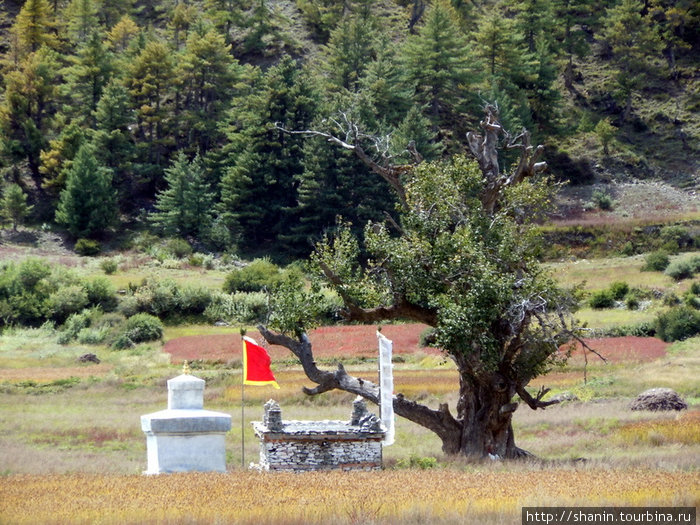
left=213, top=320, right=229, bottom=327
left=550, top=391, right=579, bottom=403
left=630, top=388, right=687, bottom=411
left=77, top=353, right=100, bottom=364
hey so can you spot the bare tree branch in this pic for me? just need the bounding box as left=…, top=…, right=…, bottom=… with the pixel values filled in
left=257, top=324, right=462, bottom=450
left=466, top=105, right=548, bottom=215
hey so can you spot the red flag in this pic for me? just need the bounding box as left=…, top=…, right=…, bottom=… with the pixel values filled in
left=242, top=336, right=279, bottom=389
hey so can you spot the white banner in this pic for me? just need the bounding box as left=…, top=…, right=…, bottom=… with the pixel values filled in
left=377, top=331, right=395, bottom=446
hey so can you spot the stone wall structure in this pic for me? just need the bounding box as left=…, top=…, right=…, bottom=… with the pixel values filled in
left=252, top=398, right=386, bottom=472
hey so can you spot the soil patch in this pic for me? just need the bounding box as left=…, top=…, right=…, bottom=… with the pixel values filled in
left=164, top=324, right=439, bottom=363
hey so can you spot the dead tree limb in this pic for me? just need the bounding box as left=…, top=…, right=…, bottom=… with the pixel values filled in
left=466, top=105, right=547, bottom=215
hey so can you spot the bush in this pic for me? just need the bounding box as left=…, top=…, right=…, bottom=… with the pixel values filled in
left=609, top=281, right=629, bottom=301
left=665, top=259, right=694, bottom=281
left=177, top=285, right=214, bottom=315
left=642, top=251, right=670, bottom=272
left=113, top=313, right=163, bottom=348
left=48, top=285, right=89, bottom=323
left=100, top=258, right=118, bottom=274
left=660, top=225, right=694, bottom=252
left=74, top=238, right=101, bottom=256
left=690, top=282, right=700, bottom=295
left=591, top=189, right=613, bottom=211
left=58, top=310, right=93, bottom=344
left=589, top=289, right=614, bottom=309
left=166, top=238, right=192, bottom=259
left=204, top=291, right=269, bottom=324
left=84, top=277, right=118, bottom=311
left=654, top=306, right=700, bottom=342
left=223, top=259, right=282, bottom=293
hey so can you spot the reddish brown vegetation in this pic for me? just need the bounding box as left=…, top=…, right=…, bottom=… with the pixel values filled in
left=564, top=336, right=668, bottom=364
left=164, top=324, right=438, bottom=363
left=165, top=327, right=667, bottom=367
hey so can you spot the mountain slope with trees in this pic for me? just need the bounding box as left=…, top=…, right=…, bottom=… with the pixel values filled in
left=0, top=0, right=697, bottom=256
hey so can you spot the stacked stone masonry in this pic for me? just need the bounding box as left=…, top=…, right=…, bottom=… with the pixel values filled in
left=253, top=398, right=386, bottom=472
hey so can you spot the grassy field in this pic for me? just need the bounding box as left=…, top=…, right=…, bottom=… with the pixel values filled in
left=1, top=246, right=699, bottom=523
left=1, top=321, right=698, bottom=524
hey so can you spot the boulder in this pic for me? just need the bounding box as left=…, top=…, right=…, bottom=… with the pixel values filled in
left=629, top=388, right=687, bottom=411
left=77, top=353, right=100, bottom=364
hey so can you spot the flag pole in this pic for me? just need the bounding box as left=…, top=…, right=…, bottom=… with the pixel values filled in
left=240, top=329, right=246, bottom=469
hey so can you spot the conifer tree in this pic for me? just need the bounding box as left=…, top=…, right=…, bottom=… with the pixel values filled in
left=39, top=121, right=87, bottom=196
left=150, top=152, right=214, bottom=240
left=1, top=184, right=34, bottom=231
left=125, top=39, right=176, bottom=190
left=0, top=47, right=60, bottom=186
left=55, top=144, right=117, bottom=238
left=176, top=29, right=240, bottom=154
left=320, top=7, right=378, bottom=93
left=63, top=0, right=101, bottom=44
left=107, top=15, right=140, bottom=53
left=219, top=57, right=318, bottom=252
left=62, top=31, right=115, bottom=126
left=13, top=0, right=58, bottom=54
left=92, top=79, right=136, bottom=203
left=602, top=0, right=662, bottom=121
left=401, top=0, right=479, bottom=130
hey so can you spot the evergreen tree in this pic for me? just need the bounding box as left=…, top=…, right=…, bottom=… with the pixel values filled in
left=12, top=0, right=58, bottom=55
left=55, top=144, right=117, bottom=238
left=219, top=57, right=318, bottom=253
left=357, top=33, right=412, bottom=125
left=62, top=0, right=101, bottom=44
left=92, top=79, right=136, bottom=204
left=204, top=0, right=245, bottom=45
left=39, top=121, right=87, bottom=196
left=107, top=15, right=140, bottom=53
left=61, top=31, right=115, bottom=126
left=401, top=0, right=479, bottom=131
left=0, top=47, right=61, bottom=186
left=1, top=184, right=34, bottom=231
left=602, top=0, right=663, bottom=121
left=242, top=0, right=287, bottom=55
left=649, top=0, right=698, bottom=76
left=176, top=29, right=240, bottom=154
left=553, top=0, right=594, bottom=89
left=390, top=105, right=441, bottom=163
left=125, top=39, right=176, bottom=191
left=150, top=152, right=214, bottom=240
left=320, top=7, right=378, bottom=93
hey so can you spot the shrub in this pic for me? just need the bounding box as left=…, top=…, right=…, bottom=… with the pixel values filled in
left=100, top=258, right=118, bottom=274
left=665, top=259, right=694, bottom=281
left=660, top=225, right=694, bottom=251
left=591, top=189, right=613, bottom=211
left=654, top=306, right=700, bottom=342
left=642, top=251, right=670, bottom=272
left=84, top=277, right=118, bottom=311
left=690, top=282, right=700, bottom=295
left=589, top=289, right=615, bottom=309
left=17, top=258, right=51, bottom=289
left=136, top=279, right=179, bottom=317
left=114, top=313, right=163, bottom=348
left=609, top=281, right=629, bottom=301
left=166, top=238, right=192, bottom=259
left=117, top=295, right=139, bottom=318
left=58, top=310, right=93, bottom=344
left=223, top=259, right=282, bottom=293
left=204, top=291, right=268, bottom=324
left=48, top=285, right=89, bottom=323
left=74, top=238, right=101, bottom=256
left=177, top=285, right=214, bottom=315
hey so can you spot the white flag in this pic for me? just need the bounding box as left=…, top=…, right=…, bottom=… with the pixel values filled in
left=377, top=331, right=395, bottom=446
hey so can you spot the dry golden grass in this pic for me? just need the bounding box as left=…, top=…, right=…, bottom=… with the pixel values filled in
left=615, top=411, right=700, bottom=446
left=1, top=469, right=697, bottom=525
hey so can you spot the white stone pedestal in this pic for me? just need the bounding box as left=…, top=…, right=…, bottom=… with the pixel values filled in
left=141, top=373, right=231, bottom=474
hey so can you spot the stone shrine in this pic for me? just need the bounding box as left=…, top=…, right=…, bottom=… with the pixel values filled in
left=252, top=397, right=386, bottom=472
left=141, top=366, right=231, bottom=474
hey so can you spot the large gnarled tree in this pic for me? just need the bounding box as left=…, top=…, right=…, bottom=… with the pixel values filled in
left=261, top=106, right=582, bottom=458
